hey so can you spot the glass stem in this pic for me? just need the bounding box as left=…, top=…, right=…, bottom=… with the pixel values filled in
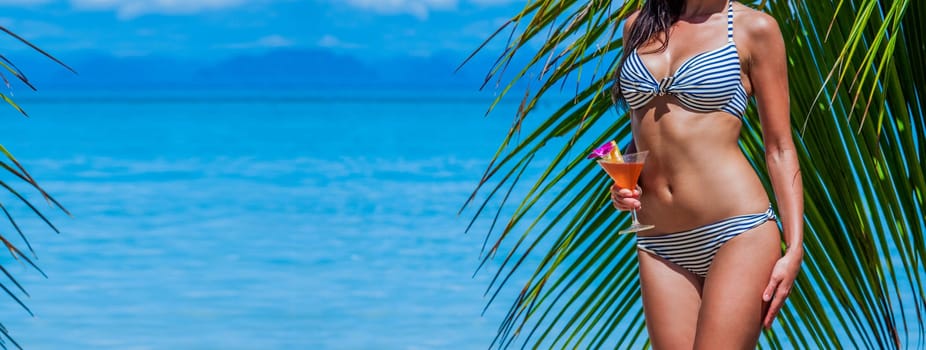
left=631, top=208, right=641, bottom=225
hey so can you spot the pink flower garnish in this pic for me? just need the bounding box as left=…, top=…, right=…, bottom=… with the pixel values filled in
left=587, top=141, right=617, bottom=159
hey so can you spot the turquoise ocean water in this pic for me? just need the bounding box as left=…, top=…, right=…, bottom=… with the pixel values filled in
left=0, top=89, right=556, bottom=349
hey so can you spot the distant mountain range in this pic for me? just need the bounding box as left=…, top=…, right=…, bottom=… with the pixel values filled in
left=8, top=48, right=551, bottom=91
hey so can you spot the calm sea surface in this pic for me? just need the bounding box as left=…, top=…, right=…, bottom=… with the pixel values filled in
left=0, top=89, right=564, bottom=350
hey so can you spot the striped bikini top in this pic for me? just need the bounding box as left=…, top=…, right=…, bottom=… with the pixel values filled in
left=619, top=1, right=747, bottom=119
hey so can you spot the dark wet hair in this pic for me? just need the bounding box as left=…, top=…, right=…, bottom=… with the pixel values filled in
left=610, top=0, right=684, bottom=107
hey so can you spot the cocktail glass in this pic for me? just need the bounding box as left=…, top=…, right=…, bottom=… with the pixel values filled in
left=597, top=151, right=655, bottom=233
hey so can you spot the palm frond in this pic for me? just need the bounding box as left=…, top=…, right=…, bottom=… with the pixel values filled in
left=463, top=0, right=926, bottom=349
left=0, top=26, right=72, bottom=348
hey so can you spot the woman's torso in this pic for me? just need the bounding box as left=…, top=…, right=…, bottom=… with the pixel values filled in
left=620, top=2, right=772, bottom=235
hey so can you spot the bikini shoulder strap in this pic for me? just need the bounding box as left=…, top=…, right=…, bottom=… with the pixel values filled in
left=727, top=1, right=735, bottom=42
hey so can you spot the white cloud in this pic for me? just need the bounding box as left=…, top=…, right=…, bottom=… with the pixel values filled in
left=254, top=34, right=292, bottom=47
left=336, top=0, right=518, bottom=19
left=0, top=0, right=52, bottom=5
left=460, top=16, right=510, bottom=38
left=468, top=0, right=519, bottom=5
left=218, top=34, right=294, bottom=49
left=317, top=35, right=362, bottom=49
left=0, top=17, right=65, bottom=38
left=341, top=0, right=457, bottom=20
left=69, top=0, right=249, bottom=19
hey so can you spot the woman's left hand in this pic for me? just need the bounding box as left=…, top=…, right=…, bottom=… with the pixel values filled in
left=761, top=250, right=803, bottom=328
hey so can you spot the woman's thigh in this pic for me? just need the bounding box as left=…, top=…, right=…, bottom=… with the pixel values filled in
left=694, top=220, right=781, bottom=349
left=637, top=248, right=703, bottom=350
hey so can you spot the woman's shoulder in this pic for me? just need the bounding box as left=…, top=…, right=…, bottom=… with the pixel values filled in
left=622, top=9, right=642, bottom=37
left=733, top=4, right=787, bottom=70
left=733, top=4, right=784, bottom=43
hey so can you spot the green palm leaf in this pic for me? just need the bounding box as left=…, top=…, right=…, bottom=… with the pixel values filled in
left=464, top=0, right=925, bottom=349
left=0, top=27, right=72, bottom=350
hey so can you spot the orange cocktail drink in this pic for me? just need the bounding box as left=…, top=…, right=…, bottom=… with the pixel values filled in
left=587, top=142, right=654, bottom=233
left=597, top=161, right=644, bottom=190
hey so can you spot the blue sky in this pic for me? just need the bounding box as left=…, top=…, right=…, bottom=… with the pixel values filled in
left=0, top=0, right=526, bottom=60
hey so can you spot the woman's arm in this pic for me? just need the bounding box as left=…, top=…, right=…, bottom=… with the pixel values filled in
left=620, top=11, right=640, bottom=158
left=610, top=10, right=643, bottom=211
left=744, top=10, right=804, bottom=329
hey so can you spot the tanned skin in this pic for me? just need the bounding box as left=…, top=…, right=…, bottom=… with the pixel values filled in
left=609, top=1, right=804, bottom=348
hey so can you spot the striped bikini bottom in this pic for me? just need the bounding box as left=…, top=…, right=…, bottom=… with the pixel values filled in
left=635, top=203, right=778, bottom=278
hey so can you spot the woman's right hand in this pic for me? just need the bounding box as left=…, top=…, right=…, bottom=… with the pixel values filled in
left=610, top=184, right=642, bottom=211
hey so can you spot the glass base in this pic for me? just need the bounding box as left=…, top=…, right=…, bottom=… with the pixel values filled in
left=619, top=223, right=655, bottom=234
